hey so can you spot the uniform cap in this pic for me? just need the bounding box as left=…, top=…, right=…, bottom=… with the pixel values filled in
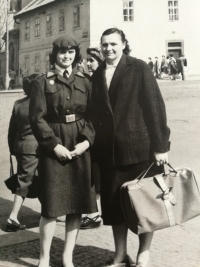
left=53, top=36, right=79, bottom=49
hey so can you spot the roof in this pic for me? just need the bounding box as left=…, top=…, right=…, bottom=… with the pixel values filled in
left=14, top=0, right=56, bottom=18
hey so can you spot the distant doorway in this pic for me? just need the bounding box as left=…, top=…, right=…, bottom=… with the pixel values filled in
left=166, top=41, right=184, bottom=59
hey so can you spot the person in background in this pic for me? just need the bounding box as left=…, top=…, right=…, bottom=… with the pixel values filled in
left=7, top=73, right=41, bottom=232
left=160, top=55, right=167, bottom=79
left=153, top=57, right=160, bottom=78
left=169, top=54, right=178, bottom=80
left=176, top=54, right=187, bottom=80
left=29, top=36, right=97, bottom=267
left=91, top=28, right=170, bottom=267
left=147, top=57, right=153, bottom=73
left=80, top=47, right=104, bottom=230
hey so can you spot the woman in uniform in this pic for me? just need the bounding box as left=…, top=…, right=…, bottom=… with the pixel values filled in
left=29, top=36, right=96, bottom=267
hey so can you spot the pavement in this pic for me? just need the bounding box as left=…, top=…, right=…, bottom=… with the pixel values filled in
left=0, top=77, right=200, bottom=267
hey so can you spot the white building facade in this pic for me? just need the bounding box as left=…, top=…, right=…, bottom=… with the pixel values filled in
left=15, top=0, right=200, bottom=80
left=90, top=0, right=200, bottom=75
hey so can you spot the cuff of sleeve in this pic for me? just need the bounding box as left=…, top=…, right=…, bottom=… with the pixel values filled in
left=152, top=141, right=171, bottom=153
left=42, top=137, right=61, bottom=154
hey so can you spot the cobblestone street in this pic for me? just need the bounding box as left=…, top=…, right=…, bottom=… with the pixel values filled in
left=0, top=79, right=200, bottom=267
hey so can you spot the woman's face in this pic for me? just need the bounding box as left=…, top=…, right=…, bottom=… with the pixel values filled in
left=87, top=55, right=99, bottom=73
left=101, top=32, right=125, bottom=63
left=56, top=48, right=76, bottom=68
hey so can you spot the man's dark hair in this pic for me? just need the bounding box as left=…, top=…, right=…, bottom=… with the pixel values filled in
left=100, top=28, right=131, bottom=55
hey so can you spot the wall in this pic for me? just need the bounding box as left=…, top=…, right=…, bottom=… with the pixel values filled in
left=90, top=0, right=200, bottom=75
left=18, top=0, right=90, bottom=77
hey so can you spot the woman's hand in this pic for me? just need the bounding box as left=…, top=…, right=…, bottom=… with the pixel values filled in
left=54, top=144, right=72, bottom=161
left=70, top=140, right=90, bottom=158
left=154, top=152, right=169, bottom=166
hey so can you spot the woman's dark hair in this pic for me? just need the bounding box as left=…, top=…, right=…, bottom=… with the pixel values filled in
left=100, top=28, right=131, bottom=55
left=50, top=46, right=81, bottom=68
left=23, top=73, right=41, bottom=97
left=86, top=47, right=104, bottom=64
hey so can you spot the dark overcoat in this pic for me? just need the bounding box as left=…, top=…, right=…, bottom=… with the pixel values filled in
left=91, top=54, right=170, bottom=167
left=8, top=97, right=38, bottom=155
left=29, top=68, right=97, bottom=218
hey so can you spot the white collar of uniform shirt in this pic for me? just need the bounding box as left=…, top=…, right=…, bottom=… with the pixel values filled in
left=55, top=64, right=72, bottom=78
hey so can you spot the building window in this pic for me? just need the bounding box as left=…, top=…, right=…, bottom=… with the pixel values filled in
left=25, top=21, right=30, bottom=40
left=24, top=56, right=30, bottom=74
left=59, top=10, right=65, bottom=31
left=168, top=1, right=179, bottom=21
left=35, top=55, right=40, bottom=72
left=73, top=5, right=80, bottom=28
left=123, top=1, right=133, bottom=22
left=46, top=53, right=52, bottom=72
left=46, top=14, right=52, bottom=36
left=35, top=17, right=40, bottom=37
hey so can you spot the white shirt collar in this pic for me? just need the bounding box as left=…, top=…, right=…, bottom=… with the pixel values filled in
left=106, top=55, right=122, bottom=69
left=55, top=64, right=72, bottom=77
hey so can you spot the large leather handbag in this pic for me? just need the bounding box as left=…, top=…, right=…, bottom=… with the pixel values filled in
left=4, top=155, right=39, bottom=199
left=121, top=163, right=200, bottom=235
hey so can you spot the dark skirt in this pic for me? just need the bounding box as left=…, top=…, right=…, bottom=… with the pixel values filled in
left=99, top=160, right=164, bottom=225
left=15, top=153, right=38, bottom=197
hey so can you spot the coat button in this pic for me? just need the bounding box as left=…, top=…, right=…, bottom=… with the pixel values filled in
left=66, top=110, right=70, bottom=114
left=66, top=96, right=70, bottom=100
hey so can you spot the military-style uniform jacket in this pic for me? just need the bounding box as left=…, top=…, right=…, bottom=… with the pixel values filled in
left=29, top=68, right=96, bottom=218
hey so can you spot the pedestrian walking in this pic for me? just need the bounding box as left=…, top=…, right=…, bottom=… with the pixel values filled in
left=29, top=36, right=97, bottom=267
left=91, top=28, right=170, bottom=267
left=169, top=54, right=178, bottom=80
left=6, top=73, right=41, bottom=232
left=176, top=54, right=187, bottom=80
left=153, top=57, right=160, bottom=78
left=80, top=47, right=104, bottom=230
left=147, top=57, right=153, bottom=73
left=160, top=55, right=168, bottom=79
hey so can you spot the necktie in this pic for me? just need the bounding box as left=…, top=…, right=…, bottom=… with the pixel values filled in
left=63, top=69, right=69, bottom=79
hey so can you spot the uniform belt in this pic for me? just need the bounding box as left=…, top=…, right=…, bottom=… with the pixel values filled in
left=47, top=114, right=85, bottom=123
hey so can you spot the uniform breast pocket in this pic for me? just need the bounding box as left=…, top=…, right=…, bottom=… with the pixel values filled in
left=44, top=84, right=62, bottom=106
left=74, top=83, right=88, bottom=107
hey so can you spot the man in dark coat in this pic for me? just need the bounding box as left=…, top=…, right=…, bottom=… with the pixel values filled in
left=91, top=28, right=170, bottom=267
left=176, top=55, right=187, bottom=80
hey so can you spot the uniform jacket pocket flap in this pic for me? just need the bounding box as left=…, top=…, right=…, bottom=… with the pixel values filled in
left=74, top=79, right=87, bottom=93
left=44, top=82, right=61, bottom=94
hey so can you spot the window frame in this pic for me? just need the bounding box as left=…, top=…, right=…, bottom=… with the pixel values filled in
left=35, top=17, right=40, bottom=37
left=46, top=52, right=52, bottom=72
left=24, top=55, right=30, bottom=74
left=46, top=14, right=52, bottom=36
left=123, top=0, right=134, bottom=22
left=73, top=5, right=80, bottom=28
left=34, top=54, right=40, bottom=72
left=59, top=10, right=65, bottom=32
left=168, top=1, right=179, bottom=21
left=25, top=21, right=30, bottom=41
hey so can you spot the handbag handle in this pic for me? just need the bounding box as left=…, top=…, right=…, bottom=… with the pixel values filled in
left=10, top=154, right=14, bottom=176
left=137, top=162, right=177, bottom=184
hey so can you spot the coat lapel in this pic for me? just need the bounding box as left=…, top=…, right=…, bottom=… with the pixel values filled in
left=98, top=62, right=113, bottom=112
left=108, top=54, right=130, bottom=97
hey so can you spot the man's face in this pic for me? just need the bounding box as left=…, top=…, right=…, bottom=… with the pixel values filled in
left=101, top=33, right=125, bottom=63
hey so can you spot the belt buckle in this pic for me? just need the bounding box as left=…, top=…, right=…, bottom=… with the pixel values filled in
left=66, top=114, right=75, bottom=123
